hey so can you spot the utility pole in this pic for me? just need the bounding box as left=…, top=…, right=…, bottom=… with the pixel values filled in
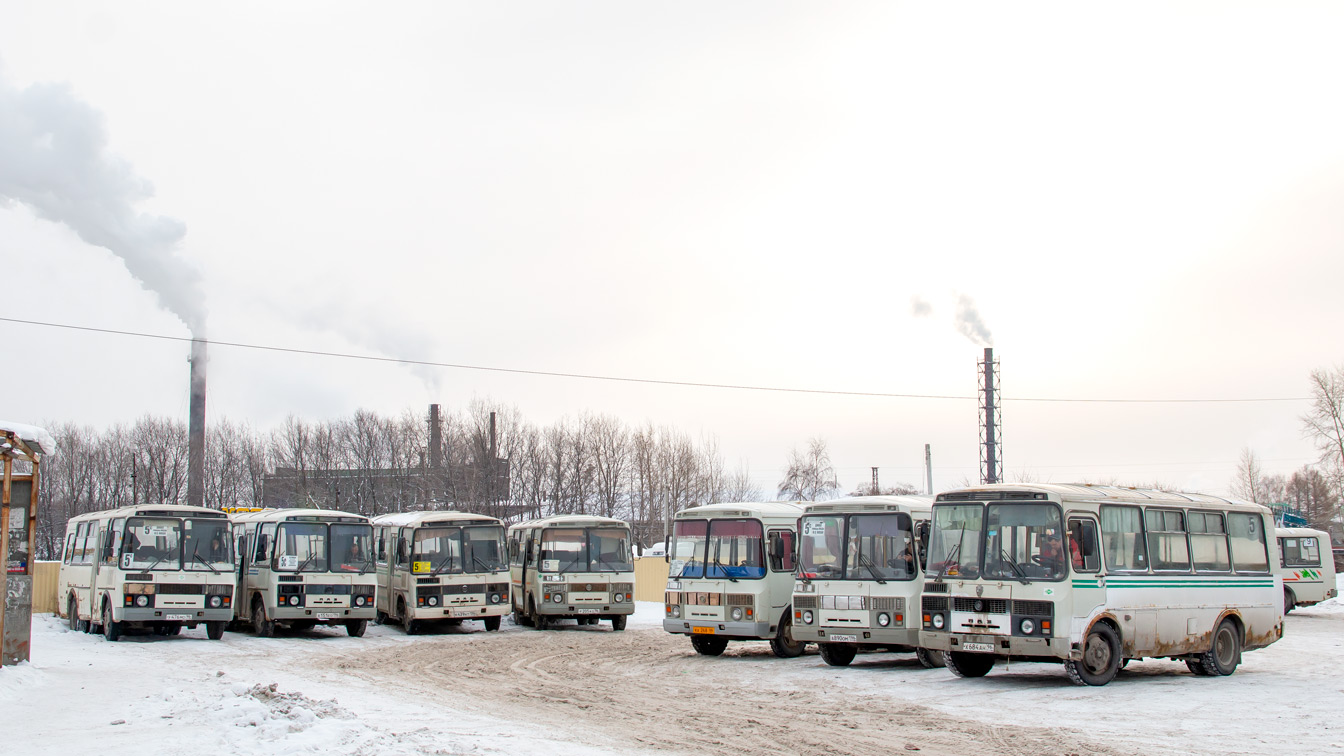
left=925, top=444, right=933, bottom=495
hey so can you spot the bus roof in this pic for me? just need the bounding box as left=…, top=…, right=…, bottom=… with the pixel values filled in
left=1275, top=526, right=1330, bottom=539
left=801, top=495, right=933, bottom=515
left=228, top=507, right=371, bottom=525
left=371, top=511, right=503, bottom=528
left=508, top=514, right=630, bottom=531
left=934, top=483, right=1267, bottom=513
left=67, top=504, right=229, bottom=522
left=676, top=501, right=807, bottom=519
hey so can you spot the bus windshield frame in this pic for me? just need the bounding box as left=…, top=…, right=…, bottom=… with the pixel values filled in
left=121, top=517, right=184, bottom=571
left=539, top=527, right=634, bottom=573
left=414, top=525, right=507, bottom=575
left=799, top=512, right=917, bottom=581
left=183, top=517, right=234, bottom=572
left=669, top=518, right=766, bottom=580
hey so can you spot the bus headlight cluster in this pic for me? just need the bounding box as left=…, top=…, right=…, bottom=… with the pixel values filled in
left=354, top=595, right=367, bottom=607
left=288, top=595, right=301, bottom=606
left=135, top=595, right=150, bottom=608
left=1019, top=618, right=1035, bottom=635
left=428, top=596, right=439, bottom=607
left=614, top=593, right=625, bottom=603
left=877, top=612, right=891, bottom=627
left=208, top=595, right=223, bottom=609
left=730, top=607, right=743, bottom=621
left=669, top=605, right=681, bottom=618
left=802, top=610, right=814, bottom=625
left=932, top=614, right=945, bottom=630
left=553, top=593, right=564, bottom=604
left=490, top=593, right=502, bottom=604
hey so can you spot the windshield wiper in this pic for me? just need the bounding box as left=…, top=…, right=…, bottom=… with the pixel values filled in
left=934, top=525, right=967, bottom=583
left=295, top=552, right=318, bottom=573
left=189, top=544, right=221, bottom=575
left=856, top=553, right=887, bottom=584
left=470, top=553, right=503, bottom=573
left=711, top=556, right=738, bottom=582
left=430, top=556, right=458, bottom=577
left=141, top=551, right=170, bottom=572
left=998, top=548, right=1031, bottom=585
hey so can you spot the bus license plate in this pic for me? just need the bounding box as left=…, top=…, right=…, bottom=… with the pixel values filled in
left=316, top=613, right=338, bottom=619
left=829, top=634, right=857, bottom=643
left=576, top=608, right=599, bottom=614
left=449, top=609, right=477, bottom=617
left=164, top=614, right=190, bottom=621
left=962, top=642, right=995, bottom=653
left=691, top=626, right=716, bottom=635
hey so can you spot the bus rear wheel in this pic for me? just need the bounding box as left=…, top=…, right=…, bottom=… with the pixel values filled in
left=691, top=635, right=728, bottom=656
left=102, top=603, right=122, bottom=643
left=915, top=648, right=945, bottom=669
left=945, top=651, right=994, bottom=678
left=819, top=643, right=857, bottom=667
left=68, top=596, right=85, bottom=633
left=1065, top=623, right=1121, bottom=686
left=1283, top=588, right=1295, bottom=616
left=1196, top=619, right=1241, bottom=676
left=769, top=616, right=804, bottom=658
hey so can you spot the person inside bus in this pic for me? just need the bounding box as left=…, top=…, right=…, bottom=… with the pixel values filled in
left=1038, top=530, right=1067, bottom=577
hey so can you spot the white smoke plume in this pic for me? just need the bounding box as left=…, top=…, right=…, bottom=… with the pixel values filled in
left=0, top=76, right=204, bottom=334
left=910, top=296, right=933, bottom=318
left=954, top=294, right=993, bottom=347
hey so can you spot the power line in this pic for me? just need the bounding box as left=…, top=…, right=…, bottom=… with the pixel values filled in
left=0, top=316, right=1312, bottom=404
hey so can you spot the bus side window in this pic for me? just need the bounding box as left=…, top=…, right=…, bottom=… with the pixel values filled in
left=62, top=530, right=76, bottom=565
left=768, top=530, right=795, bottom=572
left=396, top=531, right=409, bottom=567
left=376, top=528, right=388, bottom=564
left=1067, top=518, right=1101, bottom=573
left=255, top=524, right=275, bottom=564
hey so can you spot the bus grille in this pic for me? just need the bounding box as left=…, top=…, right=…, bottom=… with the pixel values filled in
left=157, top=584, right=204, bottom=595
left=870, top=597, right=903, bottom=611
left=793, top=595, right=818, bottom=609
left=923, top=582, right=949, bottom=593
left=953, top=597, right=1008, bottom=614
left=1011, top=600, right=1053, bottom=616
left=725, top=594, right=754, bottom=607
left=612, top=583, right=634, bottom=594
left=922, top=595, right=949, bottom=612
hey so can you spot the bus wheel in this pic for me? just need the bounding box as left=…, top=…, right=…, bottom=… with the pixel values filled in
left=945, top=651, right=994, bottom=678
left=374, top=610, right=388, bottom=625
left=102, top=602, right=122, bottom=643
left=67, top=597, right=81, bottom=632
left=691, top=636, right=728, bottom=656
left=819, top=643, right=857, bottom=667
left=252, top=599, right=276, bottom=638
left=769, top=617, right=805, bottom=658
left=1065, top=623, right=1121, bottom=686
left=915, top=648, right=946, bottom=669
left=1283, top=588, right=1295, bottom=616
left=611, top=614, right=627, bottom=632
left=531, top=601, right=549, bottom=631
left=206, top=621, right=227, bottom=640
left=346, top=620, right=368, bottom=638
left=513, top=606, right=532, bottom=627
left=484, top=616, right=501, bottom=632
left=1197, top=619, right=1242, bottom=676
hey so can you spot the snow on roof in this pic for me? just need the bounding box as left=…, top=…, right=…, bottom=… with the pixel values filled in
left=0, top=420, right=57, bottom=456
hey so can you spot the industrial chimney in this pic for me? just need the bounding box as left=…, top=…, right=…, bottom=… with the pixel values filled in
left=979, top=347, right=1001, bottom=485
left=187, top=338, right=207, bottom=507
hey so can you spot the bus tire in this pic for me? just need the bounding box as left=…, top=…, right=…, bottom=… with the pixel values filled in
left=1283, top=588, right=1295, bottom=616
left=819, top=643, right=857, bottom=667
left=1197, top=618, right=1241, bottom=676
left=531, top=600, right=549, bottom=631
left=945, top=651, right=995, bottom=678
left=915, top=647, right=946, bottom=669
left=513, top=607, right=532, bottom=627
left=1064, top=623, right=1121, bottom=686
left=483, top=616, right=501, bottom=632
left=374, top=610, right=388, bottom=625
left=769, top=615, right=805, bottom=658
left=611, top=614, right=627, bottom=632
left=1185, top=659, right=1210, bottom=676
left=68, top=596, right=82, bottom=632
left=691, top=636, right=728, bottom=656
left=102, top=602, right=122, bottom=643
left=252, top=598, right=276, bottom=638
left=346, top=619, right=368, bottom=638
left=206, top=621, right=227, bottom=640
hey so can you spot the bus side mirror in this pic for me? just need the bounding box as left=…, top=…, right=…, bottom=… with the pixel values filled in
left=771, top=536, right=786, bottom=562
left=256, top=534, right=270, bottom=562
left=663, top=535, right=670, bottom=563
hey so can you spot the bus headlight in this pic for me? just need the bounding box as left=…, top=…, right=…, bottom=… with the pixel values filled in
left=135, top=595, right=149, bottom=608
left=1020, top=618, right=1035, bottom=635
left=877, top=612, right=891, bottom=627
left=802, top=610, right=814, bottom=625
left=614, top=593, right=624, bottom=603
left=289, top=595, right=301, bottom=606
left=670, top=605, right=681, bottom=618
left=208, top=595, right=223, bottom=609
left=730, top=607, right=743, bottom=621
left=553, top=593, right=564, bottom=604
left=932, top=613, right=945, bottom=630
left=428, top=596, right=439, bottom=607
left=354, top=596, right=366, bottom=607
left=491, top=593, right=502, bottom=604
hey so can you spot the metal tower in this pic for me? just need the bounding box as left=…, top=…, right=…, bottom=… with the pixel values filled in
left=979, top=347, right=1001, bottom=484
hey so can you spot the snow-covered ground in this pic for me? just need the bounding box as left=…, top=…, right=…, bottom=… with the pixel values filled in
left=4, top=585, right=1343, bottom=755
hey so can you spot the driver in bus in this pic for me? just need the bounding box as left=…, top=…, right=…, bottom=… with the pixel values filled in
left=1039, top=530, right=1067, bottom=577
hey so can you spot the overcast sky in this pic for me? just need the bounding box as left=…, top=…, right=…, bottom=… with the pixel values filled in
left=2, top=2, right=1343, bottom=498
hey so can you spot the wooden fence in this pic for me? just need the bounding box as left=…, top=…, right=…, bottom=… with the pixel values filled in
left=34, top=561, right=60, bottom=615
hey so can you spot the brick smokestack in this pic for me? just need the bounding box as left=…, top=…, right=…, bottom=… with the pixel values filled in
left=187, top=338, right=207, bottom=507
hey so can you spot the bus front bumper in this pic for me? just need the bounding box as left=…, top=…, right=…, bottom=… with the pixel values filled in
left=663, top=619, right=772, bottom=639
left=413, top=603, right=509, bottom=621
left=537, top=601, right=635, bottom=617
left=273, top=606, right=376, bottom=622
left=804, top=625, right=922, bottom=648
left=919, top=630, right=1070, bottom=660
left=117, top=607, right=234, bottom=624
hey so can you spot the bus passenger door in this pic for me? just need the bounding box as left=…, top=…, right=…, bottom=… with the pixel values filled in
left=1066, top=515, right=1107, bottom=638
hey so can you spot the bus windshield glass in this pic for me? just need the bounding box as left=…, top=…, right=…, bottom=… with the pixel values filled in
left=705, top=519, right=764, bottom=579
left=670, top=520, right=708, bottom=578
left=122, top=517, right=182, bottom=570
left=464, top=526, right=508, bottom=572
left=183, top=518, right=233, bottom=571
left=927, top=504, right=984, bottom=579
left=540, top=527, right=633, bottom=573
left=588, top=528, right=633, bottom=572
left=276, top=522, right=328, bottom=572
left=846, top=513, right=916, bottom=581
left=331, top=524, right=373, bottom=573
left=414, top=527, right=464, bottom=574
left=799, top=515, right=844, bottom=578
left=984, top=503, right=1066, bottom=581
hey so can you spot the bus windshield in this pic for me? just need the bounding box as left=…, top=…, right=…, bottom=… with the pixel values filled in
left=984, top=503, right=1066, bottom=581
left=540, top=527, right=633, bottom=573
left=800, top=514, right=916, bottom=580
left=276, top=522, right=328, bottom=572
left=331, top=524, right=373, bottom=573
left=122, top=517, right=182, bottom=570
left=670, top=519, right=764, bottom=580
left=183, top=518, right=233, bottom=572
left=414, top=527, right=464, bottom=574
left=927, top=504, right=984, bottom=579
left=465, top=526, right=508, bottom=572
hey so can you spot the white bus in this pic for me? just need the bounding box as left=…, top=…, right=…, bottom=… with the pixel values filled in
left=793, top=496, right=943, bottom=667
left=57, top=504, right=235, bottom=641
left=230, top=508, right=377, bottom=637
left=370, top=511, right=510, bottom=634
left=1277, top=526, right=1338, bottom=613
left=663, top=502, right=807, bottom=657
left=508, top=514, right=635, bottom=631
left=918, top=484, right=1283, bottom=686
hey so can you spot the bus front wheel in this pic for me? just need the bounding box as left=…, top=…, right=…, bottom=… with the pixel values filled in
left=346, top=620, right=368, bottom=638
left=1196, top=619, right=1241, bottom=676
left=769, top=616, right=804, bottom=658
left=252, top=599, right=276, bottom=638
left=819, top=643, right=857, bottom=667
left=611, top=614, right=626, bottom=632
left=945, top=651, right=994, bottom=678
left=691, top=635, right=728, bottom=656
left=483, top=616, right=501, bottom=632
left=1064, top=623, right=1121, bottom=686
left=206, top=621, right=227, bottom=640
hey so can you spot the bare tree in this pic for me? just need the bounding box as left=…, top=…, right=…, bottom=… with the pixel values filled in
left=1285, top=466, right=1341, bottom=531
left=1303, top=366, right=1344, bottom=488
left=720, top=462, right=762, bottom=503
left=777, top=438, right=841, bottom=501
left=1230, top=446, right=1264, bottom=502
